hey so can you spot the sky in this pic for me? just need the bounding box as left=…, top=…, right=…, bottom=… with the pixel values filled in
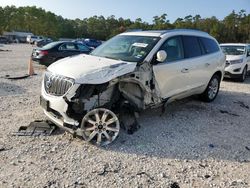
left=0, top=0, right=250, bottom=23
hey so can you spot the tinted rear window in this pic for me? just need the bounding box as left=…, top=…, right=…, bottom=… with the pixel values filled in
left=42, top=42, right=62, bottom=50
left=200, top=37, right=219, bottom=54
left=182, top=36, right=202, bottom=58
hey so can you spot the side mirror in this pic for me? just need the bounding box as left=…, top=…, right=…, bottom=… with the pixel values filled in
left=156, top=50, right=167, bottom=63
left=247, top=51, right=250, bottom=57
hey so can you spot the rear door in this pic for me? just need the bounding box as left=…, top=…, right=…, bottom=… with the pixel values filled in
left=76, top=43, right=91, bottom=54
left=182, top=36, right=208, bottom=91
left=58, top=43, right=79, bottom=57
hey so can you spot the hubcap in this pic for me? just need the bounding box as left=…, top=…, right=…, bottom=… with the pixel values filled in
left=81, top=108, right=120, bottom=146
left=208, top=78, right=219, bottom=100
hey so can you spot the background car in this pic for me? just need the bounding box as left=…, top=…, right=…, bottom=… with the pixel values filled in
left=27, top=35, right=43, bottom=44
left=84, top=38, right=102, bottom=49
left=221, top=43, right=250, bottom=82
left=35, top=38, right=53, bottom=47
left=31, top=41, right=92, bottom=66
left=0, top=36, right=10, bottom=44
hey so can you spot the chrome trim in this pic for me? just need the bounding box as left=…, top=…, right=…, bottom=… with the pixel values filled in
left=44, top=72, right=74, bottom=96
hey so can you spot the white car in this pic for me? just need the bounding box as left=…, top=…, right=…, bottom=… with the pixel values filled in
left=40, top=29, right=225, bottom=145
left=27, top=35, right=43, bottom=44
left=220, top=43, right=250, bottom=82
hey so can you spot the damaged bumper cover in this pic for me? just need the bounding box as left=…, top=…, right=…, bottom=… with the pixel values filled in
left=41, top=78, right=81, bottom=131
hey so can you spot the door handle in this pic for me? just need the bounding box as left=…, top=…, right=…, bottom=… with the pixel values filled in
left=205, top=63, right=211, bottom=67
left=181, top=68, right=189, bottom=73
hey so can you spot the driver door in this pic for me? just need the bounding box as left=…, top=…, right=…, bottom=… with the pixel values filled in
left=153, top=36, right=190, bottom=99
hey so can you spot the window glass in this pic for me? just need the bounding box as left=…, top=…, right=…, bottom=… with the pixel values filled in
left=200, top=37, right=219, bottom=54
left=247, top=46, right=250, bottom=56
left=91, top=35, right=160, bottom=63
left=59, top=43, right=77, bottom=51
left=42, top=41, right=62, bottom=50
left=182, top=36, right=202, bottom=58
left=221, top=45, right=246, bottom=55
left=159, top=36, right=184, bottom=62
left=77, top=44, right=90, bottom=52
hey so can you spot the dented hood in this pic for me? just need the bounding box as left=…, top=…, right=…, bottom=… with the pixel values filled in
left=47, top=54, right=137, bottom=84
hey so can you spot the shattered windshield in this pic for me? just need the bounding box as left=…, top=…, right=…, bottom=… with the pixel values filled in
left=221, top=45, right=246, bottom=55
left=91, top=35, right=160, bottom=63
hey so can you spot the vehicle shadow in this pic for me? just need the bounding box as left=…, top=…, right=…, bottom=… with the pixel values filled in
left=104, top=89, right=250, bottom=162
left=223, top=75, right=250, bottom=85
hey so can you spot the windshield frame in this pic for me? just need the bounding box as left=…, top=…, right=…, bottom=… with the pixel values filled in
left=220, top=45, right=246, bottom=56
left=91, top=35, right=160, bottom=63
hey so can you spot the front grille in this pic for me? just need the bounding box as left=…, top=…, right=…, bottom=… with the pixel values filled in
left=44, top=72, right=74, bottom=96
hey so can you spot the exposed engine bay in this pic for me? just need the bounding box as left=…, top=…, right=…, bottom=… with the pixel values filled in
left=57, top=64, right=162, bottom=145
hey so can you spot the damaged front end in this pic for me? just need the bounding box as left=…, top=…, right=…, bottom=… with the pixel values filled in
left=41, top=61, right=161, bottom=145
left=40, top=33, right=163, bottom=146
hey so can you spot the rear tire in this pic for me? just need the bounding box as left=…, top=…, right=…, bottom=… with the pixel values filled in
left=238, top=66, right=247, bottom=82
left=200, top=74, right=220, bottom=102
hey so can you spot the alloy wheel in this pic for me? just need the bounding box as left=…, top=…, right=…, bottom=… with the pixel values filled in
left=208, top=77, right=219, bottom=100
left=80, top=108, right=120, bottom=146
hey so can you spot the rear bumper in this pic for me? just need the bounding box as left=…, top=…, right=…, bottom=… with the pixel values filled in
left=32, top=57, right=52, bottom=66
left=32, top=57, right=42, bottom=63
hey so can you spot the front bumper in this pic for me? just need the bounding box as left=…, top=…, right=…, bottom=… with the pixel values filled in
left=224, top=64, right=244, bottom=78
left=224, top=71, right=242, bottom=79
left=41, top=81, right=80, bottom=129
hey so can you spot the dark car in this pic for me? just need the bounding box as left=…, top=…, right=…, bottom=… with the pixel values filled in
left=35, top=38, right=53, bottom=47
left=31, top=41, right=91, bottom=66
left=84, top=38, right=102, bottom=49
left=0, top=36, right=10, bottom=44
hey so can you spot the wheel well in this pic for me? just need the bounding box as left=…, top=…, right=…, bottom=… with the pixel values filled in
left=213, top=71, right=222, bottom=81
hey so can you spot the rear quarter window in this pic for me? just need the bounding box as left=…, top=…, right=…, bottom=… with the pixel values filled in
left=182, top=36, right=202, bottom=58
left=59, top=43, right=77, bottom=50
left=199, top=37, right=219, bottom=54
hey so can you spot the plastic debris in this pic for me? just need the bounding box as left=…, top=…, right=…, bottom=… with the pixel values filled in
left=12, top=120, right=56, bottom=136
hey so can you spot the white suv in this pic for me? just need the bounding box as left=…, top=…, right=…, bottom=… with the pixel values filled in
left=220, top=43, right=250, bottom=82
left=40, top=29, right=225, bottom=145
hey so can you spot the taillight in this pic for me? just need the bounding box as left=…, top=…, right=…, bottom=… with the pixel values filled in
left=39, top=50, right=48, bottom=56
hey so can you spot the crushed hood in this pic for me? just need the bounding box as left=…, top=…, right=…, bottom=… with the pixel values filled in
left=47, top=54, right=137, bottom=84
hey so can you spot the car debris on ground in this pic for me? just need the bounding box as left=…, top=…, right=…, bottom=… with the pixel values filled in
left=12, top=120, right=56, bottom=136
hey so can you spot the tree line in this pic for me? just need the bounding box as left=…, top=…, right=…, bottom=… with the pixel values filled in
left=0, top=6, right=249, bottom=43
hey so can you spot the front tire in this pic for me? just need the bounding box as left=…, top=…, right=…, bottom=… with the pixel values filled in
left=200, top=74, right=220, bottom=102
left=80, top=108, right=120, bottom=146
left=238, top=66, right=247, bottom=82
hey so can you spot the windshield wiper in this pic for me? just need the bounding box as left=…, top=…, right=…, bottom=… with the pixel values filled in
left=103, top=56, right=121, bottom=61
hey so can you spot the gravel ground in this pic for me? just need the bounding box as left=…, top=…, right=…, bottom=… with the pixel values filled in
left=0, top=44, right=250, bottom=188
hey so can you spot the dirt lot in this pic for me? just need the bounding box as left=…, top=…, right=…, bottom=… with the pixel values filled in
left=0, top=44, right=250, bottom=188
